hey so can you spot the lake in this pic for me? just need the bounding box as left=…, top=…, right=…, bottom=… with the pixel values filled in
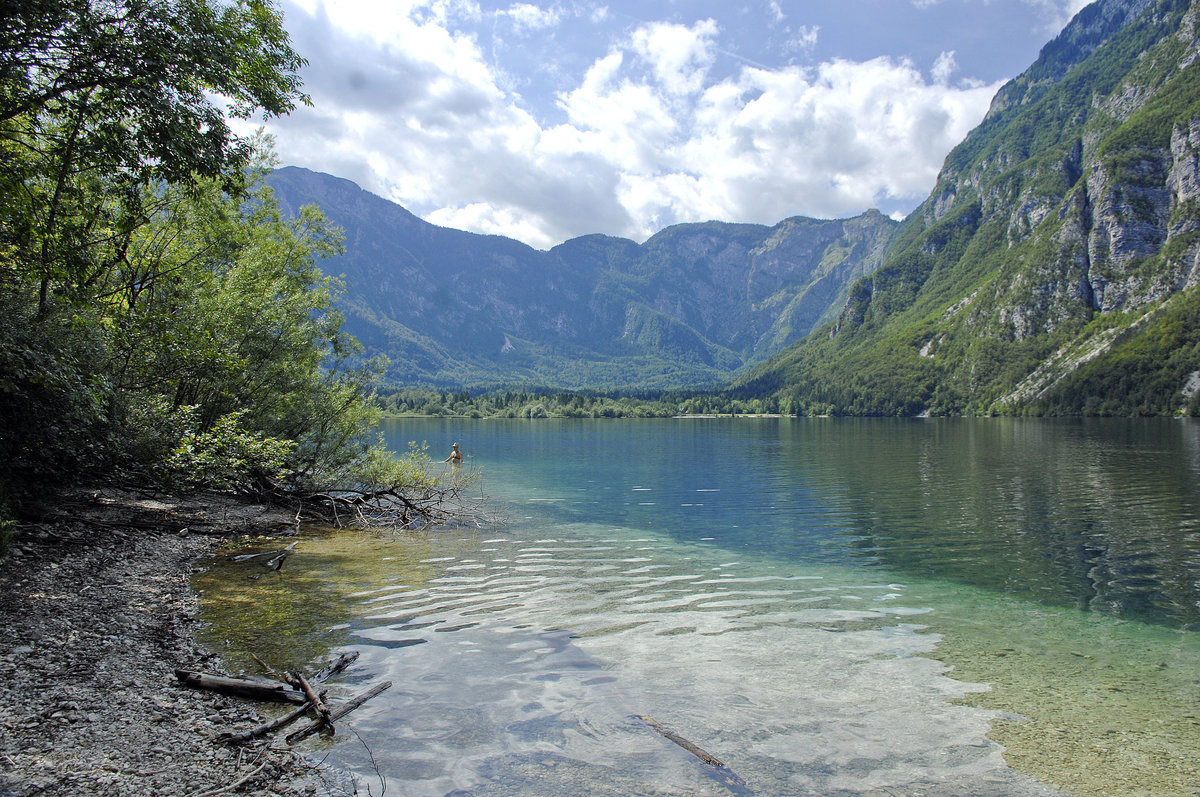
left=195, top=417, right=1200, bottom=796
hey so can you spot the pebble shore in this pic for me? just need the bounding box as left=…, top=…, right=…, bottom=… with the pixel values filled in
left=0, top=490, right=355, bottom=797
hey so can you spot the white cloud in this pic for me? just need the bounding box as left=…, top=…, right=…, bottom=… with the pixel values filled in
left=664, top=57, right=1000, bottom=229
left=260, top=0, right=1003, bottom=249
left=426, top=202, right=548, bottom=244
left=500, top=2, right=561, bottom=33
left=794, top=24, right=819, bottom=50
left=932, top=50, right=957, bottom=85
left=914, top=0, right=1093, bottom=35
left=552, top=45, right=1000, bottom=237
left=1023, top=0, right=1095, bottom=34
left=629, top=19, right=720, bottom=96
left=556, top=52, right=678, bottom=173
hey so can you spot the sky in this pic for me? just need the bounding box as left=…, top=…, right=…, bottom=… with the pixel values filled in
left=247, top=0, right=1094, bottom=250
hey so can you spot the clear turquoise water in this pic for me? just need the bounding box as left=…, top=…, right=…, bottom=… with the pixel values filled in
left=196, top=418, right=1200, bottom=795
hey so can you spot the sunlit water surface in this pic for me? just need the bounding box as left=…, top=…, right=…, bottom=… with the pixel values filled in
left=195, top=418, right=1200, bottom=796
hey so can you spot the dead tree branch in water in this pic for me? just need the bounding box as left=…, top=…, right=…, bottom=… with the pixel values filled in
left=287, top=471, right=504, bottom=532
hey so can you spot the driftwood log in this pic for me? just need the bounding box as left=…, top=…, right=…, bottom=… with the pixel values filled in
left=175, top=670, right=307, bottom=704
left=292, top=671, right=333, bottom=729
left=636, top=715, right=725, bottom=766
left=198, top=651, right=378, bottom=745
left=218, top=701, right=315, bottom=744
left=636, top=715, right=750, bottom=791
left=285, top=680, right=392, bottom=744
left=232, top=541, right=296, bottom=572
left=313, top=651, right=359, bottom=681
left=250, top=652, right=281, bottom=679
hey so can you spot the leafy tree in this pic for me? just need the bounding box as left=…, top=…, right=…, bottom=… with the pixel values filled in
left=0, top=0, right=307, bottom=509
left=99, top=152, right=398, bottom=489
left=0, top=0, right=308, bottom=314
left=0, top=2, right=457, bottom=524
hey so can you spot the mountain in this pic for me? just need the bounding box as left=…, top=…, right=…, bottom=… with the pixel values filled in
left=265, top=167, right=898, bottom=390
left=736, top=0, right=1200, bottom=416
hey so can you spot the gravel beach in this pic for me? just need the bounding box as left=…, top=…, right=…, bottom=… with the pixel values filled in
left=0, top=489, right=356, bottom=797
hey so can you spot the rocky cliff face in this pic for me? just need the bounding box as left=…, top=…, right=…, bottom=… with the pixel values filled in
left=975, top=0, right=1200, bottom=405
left=937, top=0, right=1200, bottom=327
left=739, top=0, right=1200, bottom=415
left=267, top=167, right=897, bottom=389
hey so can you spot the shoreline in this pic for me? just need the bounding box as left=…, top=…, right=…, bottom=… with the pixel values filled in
left=0, top=489, right=352, bottom=797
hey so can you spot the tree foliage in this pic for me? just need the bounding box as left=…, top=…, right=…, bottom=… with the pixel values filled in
left=0, top=0, right=309, bottom=315
left=0, top=1, right=448, bottom=518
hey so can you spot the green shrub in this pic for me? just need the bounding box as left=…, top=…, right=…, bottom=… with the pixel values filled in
left=164, top=408, right=295, bottom=492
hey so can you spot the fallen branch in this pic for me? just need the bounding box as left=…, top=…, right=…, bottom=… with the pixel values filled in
left=635, top=715, right=749, bottom=791
left=293, top=671, right=333, bottom=729
left=286, top=680, right=392, bottom=745
left=232, top=541, right=296, bottom=563
left=218, top=701, right=314, bottom=744
left=184, top=759, right=269, bottom=797
left=282, top=470, right=505, bottom=532
left=175, top=670, right=307, bottom=704
left=251, top=652, right=281, bottom=679
left=212, top=651, right=364, bottom=744
left=353, top=727, right=388, bottom=797
left=313, top=651, right=359, bottom=682
left=636, top=715, right=725, bottom=766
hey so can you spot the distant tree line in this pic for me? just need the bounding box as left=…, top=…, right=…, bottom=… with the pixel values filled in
left=375, top=387, right=791, bottom=419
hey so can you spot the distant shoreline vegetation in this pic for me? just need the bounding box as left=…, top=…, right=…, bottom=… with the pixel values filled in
left=375, top=387, right=788, bottom=419
left=375, top=383, right=1200, bottom=419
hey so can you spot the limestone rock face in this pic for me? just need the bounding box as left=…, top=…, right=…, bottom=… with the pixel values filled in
left=932, top=0, right=1200, bottom=343
left=739, top=0, right=1200, bottom=415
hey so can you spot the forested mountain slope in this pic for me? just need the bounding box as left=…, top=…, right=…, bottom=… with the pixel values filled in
left=735, top=0, right=1200, bottom=416
left=266, top=168, right=897, bottom=389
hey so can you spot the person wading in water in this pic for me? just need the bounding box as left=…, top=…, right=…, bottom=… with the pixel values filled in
left=444, top=442, right=463, bottom=465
